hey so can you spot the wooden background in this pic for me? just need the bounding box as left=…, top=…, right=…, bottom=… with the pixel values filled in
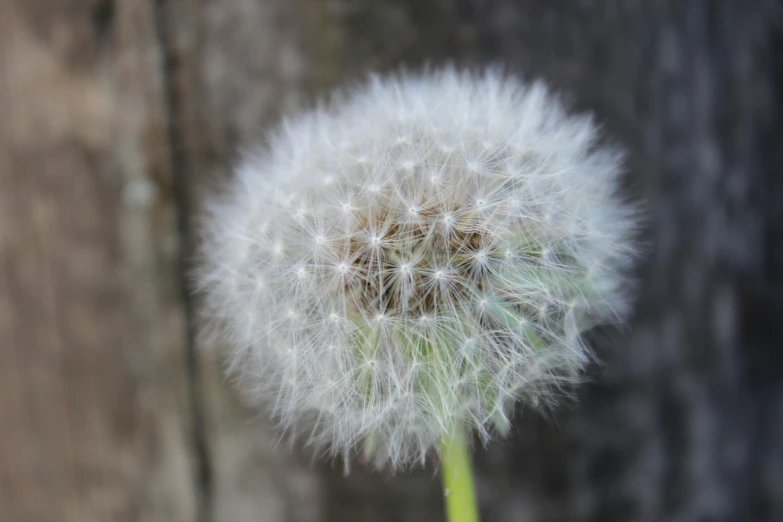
left=1, top=1, right=781, bottom=521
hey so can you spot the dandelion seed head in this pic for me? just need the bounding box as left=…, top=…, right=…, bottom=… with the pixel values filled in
left=198, top=68, right=638, bottom=470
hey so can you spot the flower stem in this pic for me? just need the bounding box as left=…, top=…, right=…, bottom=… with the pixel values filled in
left=440, top=428, right=479, bottom=522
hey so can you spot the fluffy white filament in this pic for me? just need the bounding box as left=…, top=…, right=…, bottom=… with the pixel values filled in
left=198, top=68, right=637, bottom=470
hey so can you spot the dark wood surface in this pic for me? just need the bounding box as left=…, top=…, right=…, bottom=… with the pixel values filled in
left=1, top=1, right=781, bottom=521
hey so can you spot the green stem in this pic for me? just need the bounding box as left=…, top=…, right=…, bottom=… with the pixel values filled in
left=440, top=427, right=479, bottom=522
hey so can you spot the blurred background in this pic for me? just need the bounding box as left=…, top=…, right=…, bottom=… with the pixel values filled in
left=1, top=1, right=782, bottom=521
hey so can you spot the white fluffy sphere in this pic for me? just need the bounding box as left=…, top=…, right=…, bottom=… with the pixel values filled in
left=198, top=68, right=637, bottom=469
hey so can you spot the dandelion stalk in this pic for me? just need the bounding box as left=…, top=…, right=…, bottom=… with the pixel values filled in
left=441, top=427, right=478, bottom=522
left=197, top=67, right=638, bottom=520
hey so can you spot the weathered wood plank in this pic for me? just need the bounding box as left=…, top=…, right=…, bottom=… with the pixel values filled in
left=0, top=1, right=197, bottom=520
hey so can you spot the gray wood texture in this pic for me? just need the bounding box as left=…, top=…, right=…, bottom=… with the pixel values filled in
left=1, top=1, right=781, bottom=521
left=0, top=1, right=196, bottom=521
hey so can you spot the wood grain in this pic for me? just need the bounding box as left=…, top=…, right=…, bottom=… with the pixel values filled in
left=0, top=1, right=196, bottom=520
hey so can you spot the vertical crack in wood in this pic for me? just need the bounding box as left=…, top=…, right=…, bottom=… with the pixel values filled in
left=152, top=1, right=213, bottom=520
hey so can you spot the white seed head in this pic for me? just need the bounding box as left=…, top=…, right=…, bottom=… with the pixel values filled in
left=198, top=68, right=638, bottom=470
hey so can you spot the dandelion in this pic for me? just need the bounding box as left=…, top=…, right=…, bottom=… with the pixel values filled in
left=198, top=68, right=637, bottom=522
